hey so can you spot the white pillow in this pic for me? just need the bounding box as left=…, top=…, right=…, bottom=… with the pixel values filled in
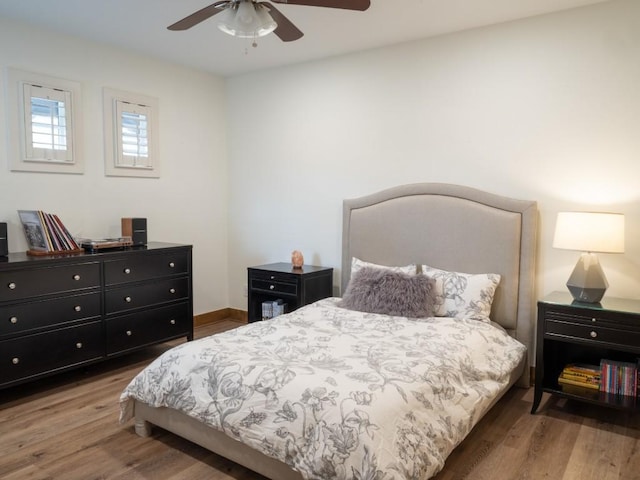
left=421, top=265, right=500, bottom=321
left=351, top=257, right=416, bottom=279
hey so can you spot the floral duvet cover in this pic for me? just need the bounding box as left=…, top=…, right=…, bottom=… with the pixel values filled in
left=120, top=298, right=526, bottom=480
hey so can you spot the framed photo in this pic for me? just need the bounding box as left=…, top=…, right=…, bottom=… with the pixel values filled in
left=18, top=210, right=49, bottom=251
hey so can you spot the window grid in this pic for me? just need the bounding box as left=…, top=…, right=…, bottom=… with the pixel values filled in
left=22, top=83, right=74, bottom=164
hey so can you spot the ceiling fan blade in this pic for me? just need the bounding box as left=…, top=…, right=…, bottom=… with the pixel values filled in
left=263, top=2, right=304, bottom=42
left=167, top=1, right=230, bottom=31
left=271, top=0, right=370, bottom=11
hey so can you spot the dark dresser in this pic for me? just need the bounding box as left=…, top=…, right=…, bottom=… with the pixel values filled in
left=0, top=242, right=192, bottom=389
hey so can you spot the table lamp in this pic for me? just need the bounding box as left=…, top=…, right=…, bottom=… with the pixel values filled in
left=552, top=211, right=625, bottom=303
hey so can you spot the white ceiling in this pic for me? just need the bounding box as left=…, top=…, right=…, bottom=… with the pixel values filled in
left=0, top=0, right=609, bottom=77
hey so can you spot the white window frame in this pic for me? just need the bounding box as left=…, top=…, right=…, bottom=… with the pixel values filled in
left=103, top=88, right=159, bottom=178
left=4, top=68, right=83, bottom=174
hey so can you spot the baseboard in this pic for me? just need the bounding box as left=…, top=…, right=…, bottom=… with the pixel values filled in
left=194, top=308, right=247, bottom=327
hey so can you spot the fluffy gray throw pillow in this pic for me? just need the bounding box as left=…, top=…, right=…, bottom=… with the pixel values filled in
left=340, top=267, right=435, bottom=318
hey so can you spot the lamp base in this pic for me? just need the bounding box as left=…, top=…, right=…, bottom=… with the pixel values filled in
left=566, top=252, right=608, bottom=303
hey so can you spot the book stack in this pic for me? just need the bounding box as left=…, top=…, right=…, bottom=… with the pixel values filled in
left=557, top=363, right=601, bottom=390
left=18, top=210, right=81, bottom=255
left=261, top=299, right=287, bottom=320
left=600, top=359, right=637, bottom=397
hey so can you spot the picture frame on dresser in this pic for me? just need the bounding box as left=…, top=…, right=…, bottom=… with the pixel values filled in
left=17, top=210, right=48, bottom=251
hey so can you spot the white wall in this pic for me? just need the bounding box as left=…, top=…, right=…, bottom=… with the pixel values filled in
left=226, top=0, right=640, bottom=309
left=0, top=18, right=229, bottom=316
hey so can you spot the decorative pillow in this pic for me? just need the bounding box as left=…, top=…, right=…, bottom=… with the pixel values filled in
left=340, top=267, right=435, bottom=318
left=421, top=265, right=501, bottom=321
left=350, top=257, right=416, bottom=279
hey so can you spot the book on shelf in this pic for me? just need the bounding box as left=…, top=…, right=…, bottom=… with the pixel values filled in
left=261, top=299, right=287, bottom=320
left=558, top=375, right=600, bottom=390
left=558, top=363, right=600, bottom=389
left=600, top=359, right=637, bottom=397
left=18, top=210, right=80, bottom=254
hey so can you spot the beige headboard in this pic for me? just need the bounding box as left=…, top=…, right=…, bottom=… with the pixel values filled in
left=342, top=183, right=538, bottom=381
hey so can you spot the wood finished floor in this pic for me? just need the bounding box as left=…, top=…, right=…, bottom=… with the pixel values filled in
left=2, top=320, right=640, bottom=480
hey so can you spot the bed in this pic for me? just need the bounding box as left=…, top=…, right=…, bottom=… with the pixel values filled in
left=119, top=183, right=538, bottom=480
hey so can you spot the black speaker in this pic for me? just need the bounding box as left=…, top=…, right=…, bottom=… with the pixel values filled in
left=0, top=222, right=7, bottom=256
left=121, top=217, right=147, bottom=246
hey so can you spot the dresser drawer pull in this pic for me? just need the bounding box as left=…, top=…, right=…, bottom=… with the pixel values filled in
left=76, top=342, right=83, bottom=349
left=10, top=316, right=18, bottom=324
left=270, top=275, right=275, bottom=280
left=590, top=331, right=598, bottom=338
left=126, top=330, right=132, bottom=336
left=270, top=284, right=275, bottom=290
left=8, top=282, right=16, bottom=290
left=74, top=305, right=82, bottom=312
left=73, top=274, right=81, bottom=281
left=12, top=357, right=19, bottom=365
left=169, top=262, right=175, bottom=268
left=592, top=318, right=597, bottom=323
left=170, top=319, right=176, bottom=325
left=170, top=288, right=176, bottom=294
left=124, top=268, right=131, bottom=274
left=125, top=296, right=132, bottom=303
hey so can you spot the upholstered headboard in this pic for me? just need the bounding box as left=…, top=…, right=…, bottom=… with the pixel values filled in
left=342, top=183, right=538, bottom=383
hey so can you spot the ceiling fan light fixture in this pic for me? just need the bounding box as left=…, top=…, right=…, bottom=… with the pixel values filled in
left=218, top=1, right=277, bottom=38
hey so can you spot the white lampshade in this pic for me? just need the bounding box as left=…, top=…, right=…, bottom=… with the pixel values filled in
left=218, top=1, right=277, bottom=38
left=553, top=211, right=625, bottom=303
left=553, top=212, right=625, bottom=253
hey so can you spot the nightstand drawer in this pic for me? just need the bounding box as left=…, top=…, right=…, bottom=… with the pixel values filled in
left=545, top=319, right=640, bottom=350
left=250, top=279, right=297, bottom=296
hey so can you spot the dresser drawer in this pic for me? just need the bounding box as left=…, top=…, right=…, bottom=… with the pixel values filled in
left=0, top=262, right=100, bottom=302
left=104, top=251, right=189, bottom=285
left=0, top=321, right=103, bottom=386
left=105, top=277, right=189, bottom=314
left=250, top=279, right=297, bottom=296
left=0, top=292, right=101, bottom=338
left=106, top=302, right=191, bottom=355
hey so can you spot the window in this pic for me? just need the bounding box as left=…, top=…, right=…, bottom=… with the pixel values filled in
left=104, top=88, right=159, bottom=178
left=5, top=68, right=83, bottom=174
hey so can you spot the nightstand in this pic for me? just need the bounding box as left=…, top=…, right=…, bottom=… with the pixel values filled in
left=532, top=291, right=640, bottom=413
left=247, top=263, right=333, bottom=323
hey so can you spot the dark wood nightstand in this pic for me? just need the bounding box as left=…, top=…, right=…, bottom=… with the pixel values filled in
left=247, top=263, right=333, bottom=323
left=532, top=291, right=640, bottom=413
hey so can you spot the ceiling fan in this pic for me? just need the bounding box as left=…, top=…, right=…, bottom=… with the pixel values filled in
left=167, top=0, right=371, bottom=42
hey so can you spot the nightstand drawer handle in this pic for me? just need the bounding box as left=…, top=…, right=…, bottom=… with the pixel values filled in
left=592, top=318, right=597, bottom=322
left=8, top=282, right=16, bottom=290
left=170, top=288, right=176, bottom=294
left=126, top=330, right=132, bottom=336
left=10, top=316, right=18, bottom=324
left=170, top=319, right=176, bottom=325
left=125, top=296, right=132, bottom=303
left=76, top=342, right=83, bottom=349
left=169, top=262, right=175, bottom=268
left=74, top=305, right=82, bottom=312
left=124, top=268, right=131, bottom=274
left=12, top=357, right=19, bottom=365
left=590, top=331, right=598, bottom=338
left=270, top=284, right=275, bottom=290
left=73, top=274, right=81, bottom=281
left=270, top=275, right=275, bottom=280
